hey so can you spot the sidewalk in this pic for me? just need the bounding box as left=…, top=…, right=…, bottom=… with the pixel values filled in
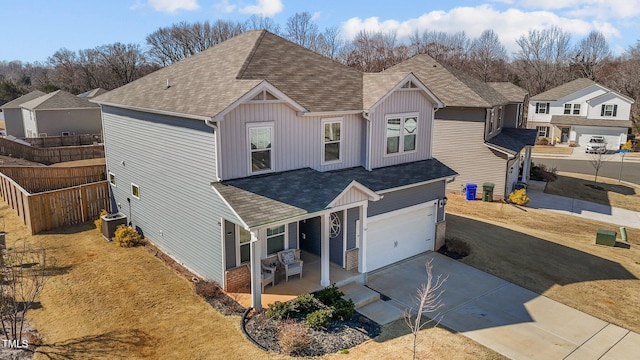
left=532, top=147, right=640, bottom=163
left=527, top=187, right=640, bottom=230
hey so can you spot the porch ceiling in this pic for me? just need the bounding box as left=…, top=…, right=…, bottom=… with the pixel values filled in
left=213, top=159, right=456, bottom=228
left=550, top=115, right=633, bottom=128
left=486, top=128, right=537, bottom=156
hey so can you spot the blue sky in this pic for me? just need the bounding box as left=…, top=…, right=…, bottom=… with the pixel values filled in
left=2, top=0, right=640, bottom=63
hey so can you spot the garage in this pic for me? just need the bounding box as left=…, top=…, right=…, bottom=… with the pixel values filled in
left=365, top=202, right=436, bottom=271
left=572, top=126, right=628, bottom=150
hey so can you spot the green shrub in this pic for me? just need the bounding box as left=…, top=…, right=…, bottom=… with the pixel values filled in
left=266, top=301, right=292, bottom=320
left=306, top=309, right=332, bottom=329
left=113, top=225, right=142, bottom=247
left=317, top=284, right=343, bottom=307
left=331, top=298, right=355, bottom=321
left=278, top=320, right=313, bottom=355
left=94, top=209, right=108, bottom=233
left=508, top=188, right=530, bottom=206
left=292, top=293, right=321, bottom=313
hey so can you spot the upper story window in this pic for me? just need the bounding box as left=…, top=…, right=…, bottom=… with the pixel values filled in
left=248, top=124, right=273, bottom=174
left=535, top=102, right=550, bottom=114
left=322, top=118, right=342, bottom=163
left=386, top=114, right=418, bottom=155
left=573, top=104, right=581, bottom=115
left=564, top=104, right=572, bottom=114
left=565, top=103, right=581, bottom=115
left=601, top=104, right=618, bottom=117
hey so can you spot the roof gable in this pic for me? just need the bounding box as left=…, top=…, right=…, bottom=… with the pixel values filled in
left=1, top=91, right=46, bottom=109
left=530, top=78, right=597, bottom=101
left=328, top=180, right=381, bottom=208
left=363, top=72, right=443, bottom=111
left=20, top=90, right=100, bottom=110
left=487, top=82, right=528, bottom=103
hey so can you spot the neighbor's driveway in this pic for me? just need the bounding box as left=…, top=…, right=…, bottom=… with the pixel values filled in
left=367, top=252, right=639, bottom=360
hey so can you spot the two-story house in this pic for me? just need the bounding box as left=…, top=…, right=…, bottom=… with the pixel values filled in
left=93, top=30, right=456, bottom=310
left=528, top=78, right=634, bottom=150
left=0, top=90, right=46, bottom=138
left=385, top=56, right=537, bottom=198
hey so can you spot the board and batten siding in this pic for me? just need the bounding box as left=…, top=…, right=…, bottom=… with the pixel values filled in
left=369, top=91, right=435, bottom=169
left=219, top=103, right=365, bottom=180
left=433, top=118, right=507, bottom=197
left=102, top=106, right=242, bottom=285
left=368, top=181, right=446, bottom=221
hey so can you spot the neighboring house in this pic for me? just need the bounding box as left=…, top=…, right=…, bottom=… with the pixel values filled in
left=92, top=30, right=457, bottom=310
left=78, top=88, right=108, bottom=98
left=385, top=56, right=537, bottom=198
left=0, top=90, right=46, bottom=137
left=528, top=78, right=634, bottom=150
left=20, top=90, right=102, bottom=138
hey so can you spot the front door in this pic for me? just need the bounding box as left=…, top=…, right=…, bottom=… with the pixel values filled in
left=561, top=127, right=570, bottom=143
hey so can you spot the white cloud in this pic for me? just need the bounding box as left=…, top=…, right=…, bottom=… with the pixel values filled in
left=311, top=11, right=321, bottom=22
left=518, top=0, right=640, bottom=19
left=214, top=0, right=236, bottom=13
left=146, top=0, right=199, bottom=13
left=239, top=0, right=283, bottom=17
left=340, top=5, right=621, bottom=56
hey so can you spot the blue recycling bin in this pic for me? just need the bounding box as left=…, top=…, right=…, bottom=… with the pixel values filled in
left=465, top=184, right=477, bottom=200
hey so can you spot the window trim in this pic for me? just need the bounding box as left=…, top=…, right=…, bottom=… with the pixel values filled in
left=535, top=102, right=550, bottom=114
left=109, top=172, right=116, bottom=187
left=601, top=104, right=618, bottom=117
left=131, top=183, right=140, bottom=199
left=564, top=104, right=572, bottom=115
left=321, top=117, right=343, bottom=165
left=236, top=225, right=251, bottom=265
left=246, top=122, right=274, bottom=175
left=536, top=126, right=549, bottom=138
left=573, top=104, right=581, bottom=115
left=384, top=113, right=419, bottom=157
left=266, top=224, right=287, bottom=256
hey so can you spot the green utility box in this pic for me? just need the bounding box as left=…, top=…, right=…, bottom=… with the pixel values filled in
left=596, top=229, right=617, bottom=246
left=482, top=182, right=495, bottom=202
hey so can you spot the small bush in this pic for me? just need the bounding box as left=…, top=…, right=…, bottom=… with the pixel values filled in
left=94, top=209, right=108, bottom=233
left=113, top=225, right=142, bottom=247
left=292, top=293, right=321, bottom=314
left=445, top=236, right=470, bottom=257
left=306, top=309, right=332, bottom=329
left=331, top=298, right=355, bottom=321
left=195, top=281, right=220, bottom=298
left=266, top=301, right=292, bottom=320
left=535, top=137, right=549, bottom=145
left=508, top=188, right=530, bottom=206
left=278, top=320, right=313, bottom=356
left=317, top=284, right=343, bottom=307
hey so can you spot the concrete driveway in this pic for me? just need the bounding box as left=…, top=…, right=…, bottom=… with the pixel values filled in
left=367, top=252, right=639, bottom=360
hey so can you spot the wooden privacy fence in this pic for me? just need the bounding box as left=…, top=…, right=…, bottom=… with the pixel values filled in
left=24, top=134, right=103, bottom=148
left=0, top=165, right=106, bottom=193
left=0, top=137, right=104, bottom=165
left=0, top=171, right=110, bottom=234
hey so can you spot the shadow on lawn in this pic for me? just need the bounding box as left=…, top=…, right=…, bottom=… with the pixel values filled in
left=36, top=329, right=154, bottom=359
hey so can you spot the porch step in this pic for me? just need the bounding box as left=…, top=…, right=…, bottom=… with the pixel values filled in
left=357, top=300, right=406, bottom=326
left=340, top=283, right=380, bottom=309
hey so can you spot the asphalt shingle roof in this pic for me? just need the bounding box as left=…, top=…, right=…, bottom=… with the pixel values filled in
left=213, top=159, right=457, bottom=227
left=550, top=115, right=633, bottom=128
left=487, top=82, right=528, bottom=103
left=1, top=91, right=46, bottom=109
left=530, top=78, right=596, bottom=101
left=486, top=128, right=537, bottom=155
left=20, top=90, right=100, bottom=110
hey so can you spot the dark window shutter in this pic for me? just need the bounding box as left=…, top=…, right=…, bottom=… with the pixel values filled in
left=601, top=105, right=605, bottom=116
left=535, top=103, right=540, bottom=113
left=546, top=103, right=550, bottom=114
left=613, top=105, right=618, bottom=116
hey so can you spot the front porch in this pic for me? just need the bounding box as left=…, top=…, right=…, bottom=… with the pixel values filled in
left=228, top=251, right=364, bottom=308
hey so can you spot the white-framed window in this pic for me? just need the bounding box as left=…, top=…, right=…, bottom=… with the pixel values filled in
left=109, top=172, right=116, bottom=186
left=573, top=104, right=581, bottom=115
left=266, top=225, right=286, bottom=255
left=61, top=131, right=70, bottom=136
left=247, top=124, right=273, bottom=174
left=237, top=226, right=251, bottom=265
left=536, top=126, right=549, bottom=138
left=38, top=133, right=47, bottom=137
left=386, top=114, right=418, bottom=155
left=322, top=118, right=342, bottom=163
left=131, top=183, right=140, bottom=199
left=535, top=102, right=550, bottom=114
left=601, top=104, right=618, bottom=117
left=564, top=104, right=572, bottom=114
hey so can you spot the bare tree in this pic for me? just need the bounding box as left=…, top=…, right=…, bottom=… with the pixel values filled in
left=316, top=26, right=343, bottom=60
left=410, top=30, right=471, bottom=68
left=605, top=42, right=640, bottom=131
left=244, top=15, right=281, bottom=34
left=586, top=146, right=613, bottom=187
left=48, top=48, right=85, bottom=93
left=343, top=30, right=408, bottom=72
left=572, top=30, right=612, bottom=80
left=468, top=30, right=509, bottom=81
left=404, top=259, right=448, bottom=360
left=284, top=12, right=319, bottom=50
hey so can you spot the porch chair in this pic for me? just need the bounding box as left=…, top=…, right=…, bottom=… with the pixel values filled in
left=261, top=263, right=276, bottom=292
left=277, top=249, right=303, bottom=282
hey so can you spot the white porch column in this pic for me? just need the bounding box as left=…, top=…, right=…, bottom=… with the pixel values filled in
left=358, top=203, right=368, bottom=274
left=320, top=213, right=330, bottom=287
left=523, top=145, right=532, bottom=183
left=249, top=232, right=262, bottom=311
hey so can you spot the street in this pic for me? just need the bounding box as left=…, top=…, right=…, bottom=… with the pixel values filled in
left=532, top=157, right=640, bottom=185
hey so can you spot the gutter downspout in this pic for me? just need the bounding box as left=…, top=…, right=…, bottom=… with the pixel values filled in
left=205, top=119, right=222, bottom=182
left=362, top=111, right=372, bottom=171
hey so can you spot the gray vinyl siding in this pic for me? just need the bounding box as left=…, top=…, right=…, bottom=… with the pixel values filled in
left=346, top=207, right=359, bottom=250
left=369, top=91, right=435, bottom=169
left=436, top=107, right=486, bottom=122
left=220, top=103, right=365, bottom=180
left=34, top=108, right=102, bottom=136
left=433, top=119, right=508, bottom=197
left=102, top=106, right=241, bottom=284
left=3, top=108, right=26, bottom=137
left=329, top=211, right=344, bottom=266
left=299, top=216, right=321, bottom=256
left=503, top=104, right=519, bottom=128
left=368, top=181, right=446, bottom=221
left=224, top=220, right=237, bottom=269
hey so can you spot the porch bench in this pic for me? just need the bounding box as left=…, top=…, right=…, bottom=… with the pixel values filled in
left=277, top=249, right=303, bottom=282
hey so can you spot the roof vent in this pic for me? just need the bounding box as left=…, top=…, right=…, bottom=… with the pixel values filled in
left=433, top=64, right=437, bottom=67
left=165, top=79, right=171, bottom=89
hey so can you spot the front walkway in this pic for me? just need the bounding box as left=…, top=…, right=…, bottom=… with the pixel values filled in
left=367, top=252, right=639, bottom=360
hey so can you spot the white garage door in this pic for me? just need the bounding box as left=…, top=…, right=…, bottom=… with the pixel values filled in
left=575, top=126, right=626, bottom=150
left=366, top=203, right=436, bottom=271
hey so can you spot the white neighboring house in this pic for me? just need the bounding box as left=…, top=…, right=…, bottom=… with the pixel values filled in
left=528, top=78, right=634, bottom=150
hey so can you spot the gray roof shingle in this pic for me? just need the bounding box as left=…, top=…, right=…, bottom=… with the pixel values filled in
left=1, top=91, right=46, bottom=109
left=213, top=159, right=457, bottom=227
left=486, top=128, right=537, bottom=156
left=20, top=90, right=100, bottom=110
left=487, top=82, right=528, bottom=103
left=550, top=115, right=633, bottom=128
left=530, top=78, right=595, bottom=101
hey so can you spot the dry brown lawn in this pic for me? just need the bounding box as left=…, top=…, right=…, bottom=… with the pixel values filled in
left=0, top=202, right=503, bottom=360
left=545, top=171, right=640, bottom=212
left=446, top=194, right=640, bottom=334
left=531, top=145, right=573, bottom=155
left=48, top=158, right=106, bottom=167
